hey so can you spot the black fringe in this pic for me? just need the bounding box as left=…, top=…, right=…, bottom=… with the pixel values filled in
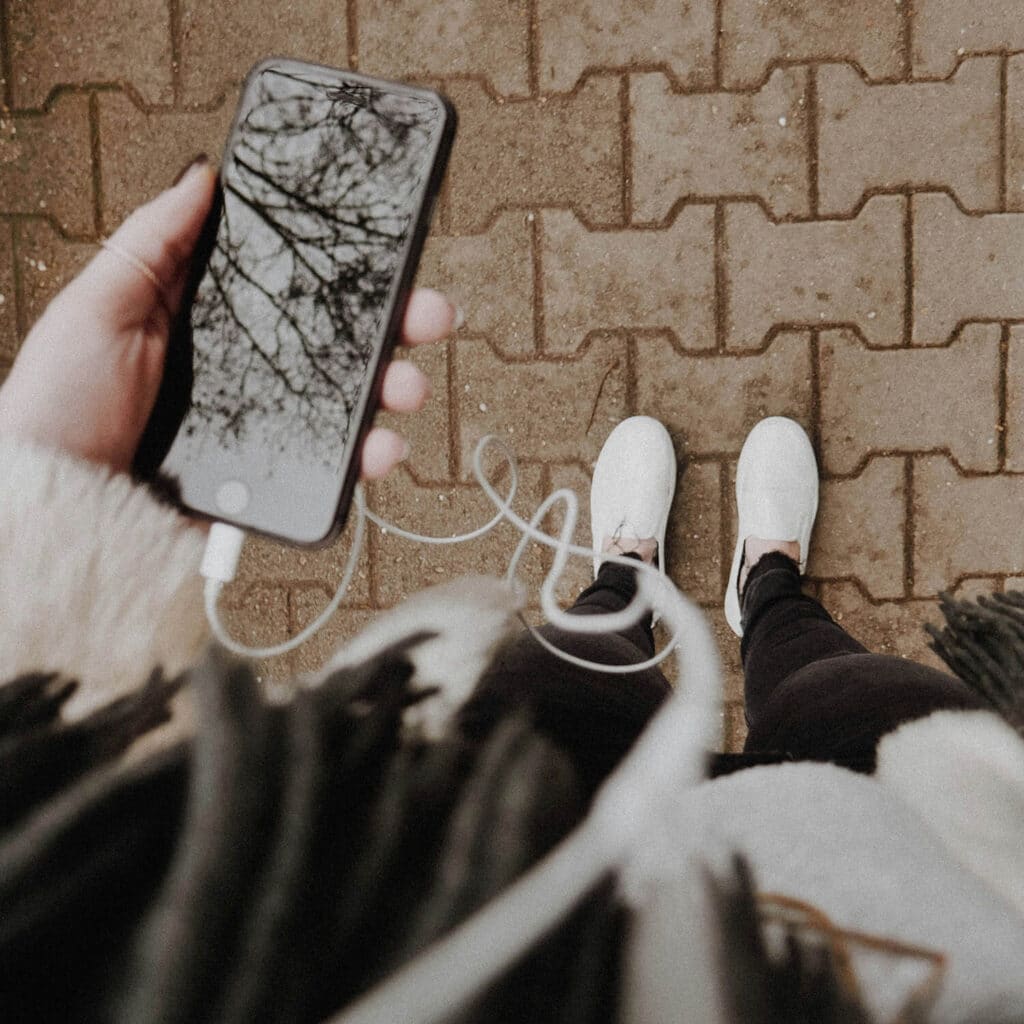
left=926, top=590, right=1024, bottom=734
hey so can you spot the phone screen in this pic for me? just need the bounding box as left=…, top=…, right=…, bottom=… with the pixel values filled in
left=149, top=63, right=450, bottom=543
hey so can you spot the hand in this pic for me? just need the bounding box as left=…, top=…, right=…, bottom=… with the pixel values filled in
left=0, top=157, right=454, bottom=479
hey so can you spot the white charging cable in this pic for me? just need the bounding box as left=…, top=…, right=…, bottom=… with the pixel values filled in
left=202, top=435, right=680, bottom=675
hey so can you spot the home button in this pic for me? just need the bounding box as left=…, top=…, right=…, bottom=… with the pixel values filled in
left=216, top=480, right=250, bottom=515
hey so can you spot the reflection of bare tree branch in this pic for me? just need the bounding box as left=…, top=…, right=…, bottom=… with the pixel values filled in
left=215, top=242, right=350, bottom=396
left=233, top=155, right=402, bottom=245
left=183, top=66, right=440, bottom=464
left=205, top=262, right=307, bottom=398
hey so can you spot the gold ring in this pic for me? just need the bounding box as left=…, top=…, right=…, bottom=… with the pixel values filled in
left=100, top=238, right=172, bottom=306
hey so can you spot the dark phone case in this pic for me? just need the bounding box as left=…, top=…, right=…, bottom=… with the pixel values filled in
left=133, top=59, right=457, bottom=546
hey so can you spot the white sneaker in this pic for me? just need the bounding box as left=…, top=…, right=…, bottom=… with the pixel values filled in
left=590, top=416, right=677, bottom=579
left=724, top=417, right=819, bottom=636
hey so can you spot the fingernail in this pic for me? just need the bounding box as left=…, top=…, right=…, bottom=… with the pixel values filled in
left=172, top=153, right=210, bottom=187
left=451, top=304, right=465, bottom=331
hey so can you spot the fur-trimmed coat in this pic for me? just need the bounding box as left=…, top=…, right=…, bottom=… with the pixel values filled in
left=4, top=436, right=1024, bottom=1023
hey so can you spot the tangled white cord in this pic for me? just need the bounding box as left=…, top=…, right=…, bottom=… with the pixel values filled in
left=203, top=434, right=682, bottom=675
left=202, top=434, right=724, bottom=1024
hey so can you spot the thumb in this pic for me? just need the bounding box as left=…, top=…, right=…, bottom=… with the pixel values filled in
left=77, top=157, right=218, bottom=321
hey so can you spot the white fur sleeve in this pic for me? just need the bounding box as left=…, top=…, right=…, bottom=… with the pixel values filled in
left=0, top=438, right=208, bottom=718
left=876, top=709, right=1024, bottom=921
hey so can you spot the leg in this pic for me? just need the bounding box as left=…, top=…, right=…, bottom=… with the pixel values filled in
left=725, top=417, right=987, bottom=770
left=460, top=417, right=678, bottom=797
left=562, top=556, right=655, bottom=658
left=740, top=551, right=866, bottom=726
left=458, top=560, right=670, bottom=798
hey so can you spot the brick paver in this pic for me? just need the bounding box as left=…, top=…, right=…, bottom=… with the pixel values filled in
left=446, top=77, right=622, bottom=232
left=630, top=68, right=811, bottom=221
left=809, top=457, right=907, bottom=600
left=635, top=332, right=814, bottom=454
left=538, top=0, right=714, bottom=93
left=819, top=325, right=1002, bottom=475
left=358, top=0, right=528, bottom=97
left=454, top=335, right=629, bottom=476
left=0, top=95, right=93, bottom=236
left=817, top=58, right=1002, bottom=216
left=418, top=214, right=535, bottom=357
left=912, top=0, right=1024, bottom=78
left=720, top=0, right=904, bottom=88
left=913, top=456, right=1024, bottom=596
left=540, top=208, right=715, bottom=353
left=913, top=194, right=1024, bottom=343
left=8, top=0, right=172, bottom=107
left=97, top=94, right=234, bottom=228
left=179, top=0, right=349, bottom=105
left=5, top=1, right=1024, bottom=751
left=723, top=197, right=905, bottom=350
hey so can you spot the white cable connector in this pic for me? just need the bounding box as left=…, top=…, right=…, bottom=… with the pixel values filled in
left=200, top=522, right=246, bottom=583
left=201, top=435, right=681, bottom=673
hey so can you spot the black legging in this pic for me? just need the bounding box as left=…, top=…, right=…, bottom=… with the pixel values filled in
left=739, top=552, right=987, bottom=767
left=458, top=559, right=670, bottom=796
left=459, top=555, right=988, bottom=789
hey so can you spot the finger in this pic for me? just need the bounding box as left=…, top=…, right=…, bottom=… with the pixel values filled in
left=361, top=427, right=410, bottom=480
left=401, top=287, right=460, bottom=346
left=77, top=158, right=217, bottom=321
left=380, top=359, right=432, bottom=413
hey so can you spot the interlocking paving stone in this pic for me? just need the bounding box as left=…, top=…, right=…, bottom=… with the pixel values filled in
left=1006, top=325, right=1024, bottom=472
left=288, top=595, right=375, bottom=677
left=367, top=464, right=548, bottom=607
left=719, top=0, right=903, bottom=89
left=445, top=77, right=623, bottom=233
left=723, top=196, right=905, bottom=350
left=817, top=58, right=1001, bottom=216
left=1005, top=54, right=1024, bottom=212
left=669, top=459, right=725, bottom=607
left=703, top=608, right=745, bottom=705
left=7, top=0, right=172, bottom=107
left=0, top=95, right=93, bottom=236
left=816, top=582, right=946, bottom=669
left=912, top=0, right=1024, bottom=78
left=97, top=93, right=234, bottom=230
left=912, top=455, right=1024, bottom=596
left=231, top=515, right=372, bottom=607
left=635, top=331, right=814, bottom=455
left=540, top=207, right=715, bottom=354
left=179, top=0, right=348, bottom=105
left=454, top=335, right=630, bottom=478
left=219, top=583, right=291, bottom=680
left=13, top=220, right=94, bottom=332
left=376, top=343, right=453, bottom=483
left=418, top=213, right=535, bottom=356
left=630, top=68, right=810, bottom=221
left=0, top=225, right=16, bottom=363
left=913, top=194, right=1024, bottom=343
left=807, top=456, right=907, bottom=600
left=538, top=0, right=714, bottom=93
left=358, top=0, right=529, bottom=97
left=819, top=325, right=1002, bottom=475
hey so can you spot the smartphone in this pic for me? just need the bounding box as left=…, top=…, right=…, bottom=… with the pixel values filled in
left=134, top=59, right=456, bottom=545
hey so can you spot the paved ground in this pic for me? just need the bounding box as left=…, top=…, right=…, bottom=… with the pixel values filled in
left=3, top=1, right=1024, bottom=750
